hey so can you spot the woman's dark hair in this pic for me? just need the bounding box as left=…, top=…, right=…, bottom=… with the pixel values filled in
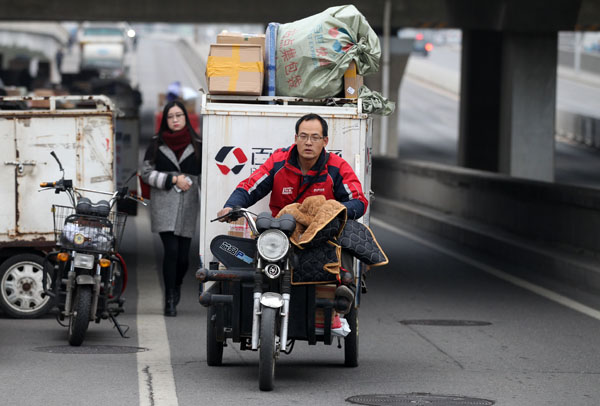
left=153, top=100, right=202, bottom=162
left=295, top=113, right=328, bottom=139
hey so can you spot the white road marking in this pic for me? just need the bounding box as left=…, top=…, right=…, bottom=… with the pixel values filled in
left=136, top=214, right=179, bottom=406
left=371, top=217, right=600, bottom=321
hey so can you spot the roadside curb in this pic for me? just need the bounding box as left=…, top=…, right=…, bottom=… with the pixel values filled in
left=372, top=196, right=600, bottom=306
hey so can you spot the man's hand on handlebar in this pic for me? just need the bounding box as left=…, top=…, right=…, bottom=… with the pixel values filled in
left=216, top=207, right=233, bottom=222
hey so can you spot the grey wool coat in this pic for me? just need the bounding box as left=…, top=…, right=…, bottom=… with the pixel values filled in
left=141, top=143, right=201, bottom=238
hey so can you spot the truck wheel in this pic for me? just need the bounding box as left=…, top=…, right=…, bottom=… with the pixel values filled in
left=344, top=306, right=359, bottom=367
left=68, top=285, right=92, bottom=346
left=0, top=253, right=54, bottom=319
left=206, top=305, right=224, bottom=366
left=259, top=307, right=278, bottom=391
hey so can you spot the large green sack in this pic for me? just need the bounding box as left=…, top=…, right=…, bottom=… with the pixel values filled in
left=275, top=5, right=380, bottom=98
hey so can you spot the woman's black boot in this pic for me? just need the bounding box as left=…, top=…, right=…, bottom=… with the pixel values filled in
left=174, top=284, right=181, bottom=306
left=165, top=289, right=177, bottom=317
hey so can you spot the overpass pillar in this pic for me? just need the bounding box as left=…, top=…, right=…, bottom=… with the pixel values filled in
left=459, top=30, right=558, bottom=182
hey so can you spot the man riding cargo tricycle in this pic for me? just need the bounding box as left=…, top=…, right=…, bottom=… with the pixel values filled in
left=196, top=100, right=387, bottom=391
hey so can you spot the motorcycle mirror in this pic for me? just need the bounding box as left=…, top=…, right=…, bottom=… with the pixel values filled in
left=50, top=151, right=64, bottom=172
left=123, top=171, right=137, bottom=185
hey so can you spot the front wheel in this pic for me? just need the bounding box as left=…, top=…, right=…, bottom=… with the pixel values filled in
left=68, top=285, right=92, bottom=346
left=259, top=306, right=278, bottom=391
left=344, top=306, right=359, bottom=367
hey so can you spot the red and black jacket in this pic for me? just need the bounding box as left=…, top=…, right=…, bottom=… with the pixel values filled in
left=224, top=145, right=368, bottom=219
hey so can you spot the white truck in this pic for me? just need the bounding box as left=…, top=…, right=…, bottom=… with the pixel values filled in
left=78, top=22, right=130, bottom=78
left=0, top=96, right=116, bottom=318
left=199, top=95, right=373, bottom=273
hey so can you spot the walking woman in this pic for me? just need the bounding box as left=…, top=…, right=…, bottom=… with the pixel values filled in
left=141, top=100, right=202, bottom=316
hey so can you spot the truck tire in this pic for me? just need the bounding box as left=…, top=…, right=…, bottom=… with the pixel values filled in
left=68, top=285, right=92, bottom=346
left=0, top=253, right=54, bottom=319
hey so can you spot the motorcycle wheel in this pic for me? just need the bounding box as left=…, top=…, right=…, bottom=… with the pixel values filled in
left=68, top=285, right=92, bottom=346
left=344, top=306, right=359, bottom=367
left=206, top=305, right=224, bottom=366
left=0, top=253, right=54, bottom=319
left=259, top=306, right=278, bottom=391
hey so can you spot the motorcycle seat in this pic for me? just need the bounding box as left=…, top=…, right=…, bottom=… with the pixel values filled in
left=76, top=197, right=110, bottom=217
left=256, top=212, right=296, bottom=234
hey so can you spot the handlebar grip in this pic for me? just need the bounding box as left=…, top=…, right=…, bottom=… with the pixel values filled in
left=40, top=181, right=56, bottom=188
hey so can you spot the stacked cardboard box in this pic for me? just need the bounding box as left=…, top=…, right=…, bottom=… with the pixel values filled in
left=343, top=61, right=363, bottom=99
left=206, top=32, right=265, bottom=96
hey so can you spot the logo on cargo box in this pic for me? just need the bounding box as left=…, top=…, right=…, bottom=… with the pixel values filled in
left=215, top=146, right=248, bottom=175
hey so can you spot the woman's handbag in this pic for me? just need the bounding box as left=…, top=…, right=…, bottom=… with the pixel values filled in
left=138, top=174, right=151, bottom=200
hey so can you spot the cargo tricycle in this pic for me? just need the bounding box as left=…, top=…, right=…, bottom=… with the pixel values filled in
left=196, top=95, right=373, bottom=391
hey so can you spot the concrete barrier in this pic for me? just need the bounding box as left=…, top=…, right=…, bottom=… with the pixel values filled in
left=371, top=157, right=600, bottom=296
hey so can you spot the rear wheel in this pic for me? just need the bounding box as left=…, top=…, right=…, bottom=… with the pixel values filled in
left=0, top=253, right=54, bottom=319
left=344, top=306, right=358, bottom=367
left=206, top=305, right=224, bottom=366
left=259, top=306, right=278, bottom=391
left=68, top=285, right=92, bottom=346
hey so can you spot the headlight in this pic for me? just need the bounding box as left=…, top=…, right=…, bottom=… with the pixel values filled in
left=257, top=229, right=289, bottom=262
left=73, top=253, right=95, bottom=269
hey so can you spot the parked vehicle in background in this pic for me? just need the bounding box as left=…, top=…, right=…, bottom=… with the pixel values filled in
left=78, top=22, right=132, bottom=78
left=40, top=151, right=143, bottom=346
left=398, top=28, right=435, bottom=57
left=0, top=96, right=115, bottom=318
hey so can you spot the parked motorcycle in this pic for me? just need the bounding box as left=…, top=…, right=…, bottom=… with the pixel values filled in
left=40, top=151, right=144, bottom=346
left=197, top=207, right=360, bottom=391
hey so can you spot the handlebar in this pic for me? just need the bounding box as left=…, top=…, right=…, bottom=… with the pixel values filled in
left=211, top=207, right=254, bottom=222
left=211, top=207, right=258, bottom=236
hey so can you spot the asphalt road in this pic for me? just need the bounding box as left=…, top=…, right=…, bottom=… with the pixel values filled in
left=1, top=36, right=599, bottom=406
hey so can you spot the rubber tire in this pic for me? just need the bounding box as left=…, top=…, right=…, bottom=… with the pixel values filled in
left=344, top=306, right=359, bottom=367
left=68, top=285, right=92, bottom=346
left=259, top=307, right=277, bottom=391
left=0, top=253, right=54, bottom=319
left=206, top=305, right=224, bottom=366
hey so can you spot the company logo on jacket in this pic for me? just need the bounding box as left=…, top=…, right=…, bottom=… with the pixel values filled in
left=282, top=187, right=294, bottom=195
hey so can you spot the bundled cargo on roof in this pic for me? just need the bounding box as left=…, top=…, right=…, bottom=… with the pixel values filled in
left=274, top=5, right=380, bottom=99
left=206, top=43, right=264, bottom=96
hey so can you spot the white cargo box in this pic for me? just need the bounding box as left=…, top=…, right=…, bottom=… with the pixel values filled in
left=0, top=96, right=116, bottom=247
left=199, top=95, right=372, bottom=267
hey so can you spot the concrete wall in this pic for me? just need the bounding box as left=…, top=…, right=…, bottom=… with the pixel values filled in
left=372, top=157, right=600, bottom=257
left=558, top=48, right=600, bottom=73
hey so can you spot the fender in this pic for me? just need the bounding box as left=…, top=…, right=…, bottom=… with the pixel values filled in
left=75, top=275, right=95, bottom=285
left=260, top=292, right=283, bottom=309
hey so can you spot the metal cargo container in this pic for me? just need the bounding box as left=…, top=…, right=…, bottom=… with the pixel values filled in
left=199, top=95, right=372, bottom=267
left=0, top=96, right=116, bottom=248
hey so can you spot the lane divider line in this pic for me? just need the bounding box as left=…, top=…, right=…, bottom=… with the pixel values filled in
left=371, top=217, right=600, bottom=321
left=136, top=213, right=179, bottom=406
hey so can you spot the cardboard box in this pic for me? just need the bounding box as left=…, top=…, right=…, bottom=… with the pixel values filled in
left=206, top=44, right=264, bottom=95
left=30, top=89, right=54, bottom=108
left=227, top=218, right=252, bottom=238
left=217, top=32, right=266, bottom=60
left=343, top=61, right=363, bottom=99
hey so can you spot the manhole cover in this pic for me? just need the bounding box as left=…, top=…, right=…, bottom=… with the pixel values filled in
left=346, top=393, right=495, bottom=405
left=33, top=345, right=149, bottom=354
left=399, top=320, right=492, bottom=327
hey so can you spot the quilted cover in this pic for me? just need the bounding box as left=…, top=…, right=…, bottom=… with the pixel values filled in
left=278, top=196, right=388, bottom=285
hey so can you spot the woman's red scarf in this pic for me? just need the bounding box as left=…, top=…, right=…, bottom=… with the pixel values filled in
left=162, top=127, right=191, bottom=159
